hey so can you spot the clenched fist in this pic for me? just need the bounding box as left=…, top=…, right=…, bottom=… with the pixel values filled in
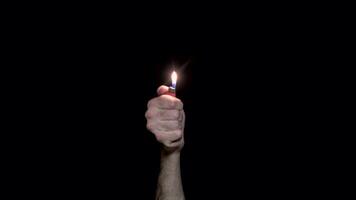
left=145, top=85, right=185, bottom=152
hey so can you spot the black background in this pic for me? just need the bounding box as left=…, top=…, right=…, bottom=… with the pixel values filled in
left=4, top=10, right=319, bottom=198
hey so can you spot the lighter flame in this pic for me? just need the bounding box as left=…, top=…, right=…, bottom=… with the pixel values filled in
left=171, top=71, right=177, bottom=86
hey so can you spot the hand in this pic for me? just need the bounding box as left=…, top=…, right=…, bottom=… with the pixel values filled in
left=146, top=85, right=185, bottom=153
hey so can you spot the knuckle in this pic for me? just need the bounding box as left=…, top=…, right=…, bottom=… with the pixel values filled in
left=147, top=99, right=153, bottom=108
left=145, top=109, right=157, bottom=119
left=145, top=111, right=151, bottom=118
left=146, top=122, right=154, bottom=131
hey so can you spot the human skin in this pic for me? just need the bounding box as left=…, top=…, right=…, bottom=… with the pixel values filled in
left=145, top=85, right=185, bottom=200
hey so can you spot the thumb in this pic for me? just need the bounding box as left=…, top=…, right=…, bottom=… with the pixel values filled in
left=157, top=85, right=169, bottom=96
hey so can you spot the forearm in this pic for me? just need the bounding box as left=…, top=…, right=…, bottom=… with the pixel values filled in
left=156, top=151, right=185, bottom=200
left=147, top=85, right=185, bottom=200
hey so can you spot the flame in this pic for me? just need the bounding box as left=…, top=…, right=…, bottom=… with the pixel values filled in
left=171, top=71, right=177, bottom=86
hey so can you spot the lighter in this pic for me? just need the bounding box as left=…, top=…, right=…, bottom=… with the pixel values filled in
left=167, top=71, right=177, bottom=97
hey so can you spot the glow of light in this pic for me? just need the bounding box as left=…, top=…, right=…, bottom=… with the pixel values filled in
left=171, top=71, right=177, bottom=88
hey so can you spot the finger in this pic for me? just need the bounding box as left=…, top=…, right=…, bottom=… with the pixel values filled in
left=148, top=95, right=183, bottom=110
left=154, top=130, right=183, bottom=143
left=159, top=109, right=180, bottom=120
left=157, top=85, right=169, bottom=96
left=156, top=120, right=181, bottom=131
left=146, top=108, right=181, bottom=122
left=145, top=107, right=159, bottom=119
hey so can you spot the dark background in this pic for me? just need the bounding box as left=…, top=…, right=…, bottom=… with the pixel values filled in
left=11, top=39, right=304, bottom=199
left=10, top=34, right=203, bottom=198
left=4, top=11, right=318, bottom=198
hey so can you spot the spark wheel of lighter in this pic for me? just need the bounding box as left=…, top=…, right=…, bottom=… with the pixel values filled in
left=167, top=86, right=176, bottom=97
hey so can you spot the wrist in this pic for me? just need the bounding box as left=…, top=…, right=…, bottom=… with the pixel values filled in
left=160, top=138, right=184, bottom=155
left=160, top=148, right=181, bottom=159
